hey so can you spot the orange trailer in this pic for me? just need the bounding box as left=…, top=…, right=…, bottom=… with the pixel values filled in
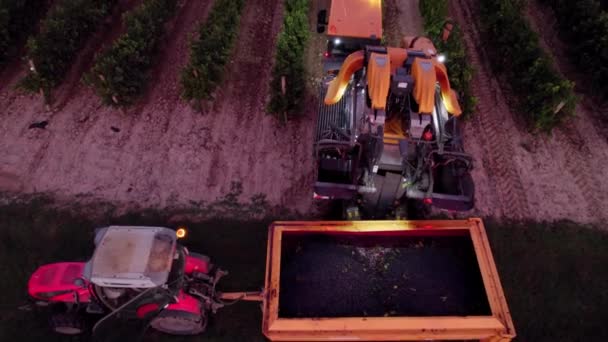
left=262, top=219, right=515, bottom=341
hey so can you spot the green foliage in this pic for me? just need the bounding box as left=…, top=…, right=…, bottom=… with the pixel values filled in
left=181, top=0, right=244, bottom=104
left=479, top=0, right=577, bottom=132
left=20, top=0, right=116, bottom=96
left=0, top=0, right=48, bottom=66
left=88, top=0, right=176, bottom=106
left=419, top=0, right=477, bottom=119
left=540, top=0, right=608, bottom=99
left=419, top=0, right=448, bottom=38
left=268, top=0, right=310, bottom=121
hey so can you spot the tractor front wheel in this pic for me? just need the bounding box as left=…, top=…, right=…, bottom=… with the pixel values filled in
left=49, top=313, right=85, bottom=335
left=150, top=310, right=206, bottom=335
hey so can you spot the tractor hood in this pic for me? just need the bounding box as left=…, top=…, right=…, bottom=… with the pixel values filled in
left=28, top=262, right=90, bottom=302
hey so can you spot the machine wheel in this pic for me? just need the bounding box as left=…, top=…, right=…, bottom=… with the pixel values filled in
left=150, top=310, right=207, bottom=335
left=49, top=313, right=85, bottom=335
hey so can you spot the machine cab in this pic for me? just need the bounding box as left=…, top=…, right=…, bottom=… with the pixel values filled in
left=318, top=0, right=383, bottom=71
left=84, top=226, right=177, bottom=288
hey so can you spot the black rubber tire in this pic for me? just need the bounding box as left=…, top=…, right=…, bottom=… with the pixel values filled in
left=49, top=313, right=85, bottom=335
left=150, top=310, right=206, bottom=335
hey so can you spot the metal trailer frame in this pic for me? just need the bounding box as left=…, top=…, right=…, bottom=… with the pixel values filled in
left=262, top=219, right=515, bottom=341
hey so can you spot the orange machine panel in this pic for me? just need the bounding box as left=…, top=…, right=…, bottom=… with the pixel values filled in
left=367, top=52, right=391, bottom=109
left=387, top=47, right=408, bottom=74
left=402, top=36, right=438, bottom=57
left=262, top=219, right=515, bottom=341
left=328, top=0, right=382, bottom=39
left=324, top=50, right=364, bottom=105
left=412, top=57, right=463, bottom=116
left=411, top=58, right=437, bottom=114
left=325, top=48, right=407, bottom=108
left=434, top=61, right=463, bottom=116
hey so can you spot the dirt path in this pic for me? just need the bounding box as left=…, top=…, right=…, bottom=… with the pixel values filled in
left=450, top=0, right=608, bottom=223
left=384, top=0, right=424, bottom=46
left=525, top=1, right=608, bottom=139
left=0, top=0, right=315, bottom=215
left=2, top=0, right=605, bottom=222
left=525, top=0, right=608, bottom=220
left=450, top=0, right=531, bottom=220
left=525, top=0, right=608, bottom=142
left=205, top=0, right=315, bottom=212
left=52, top=0, right=143, bottom=111
left=306, top=0, right=328, bottom=85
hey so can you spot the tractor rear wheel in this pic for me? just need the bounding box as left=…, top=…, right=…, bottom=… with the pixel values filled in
left=49, top=313, right=85, bottom=335
left=150, top=310, right=206, bottom=335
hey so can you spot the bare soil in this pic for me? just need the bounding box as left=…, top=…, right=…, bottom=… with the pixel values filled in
left=384, top=0, right=424, bottom=47
left=381, top=0, right=608, bottom=223
left=0, top=0, right=315, bottom=214
left=1, top=0, right=606, bottom=223
left=306, top=0, right=329, bottom=85
left=525, top=1, right=608, bottom=140
left=447, top=0, right=608, bottom=224
left=52, top=0, right=143, bottom=111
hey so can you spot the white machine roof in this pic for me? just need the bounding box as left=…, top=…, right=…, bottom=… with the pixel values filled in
left=88, top=226, right=177, bottom=288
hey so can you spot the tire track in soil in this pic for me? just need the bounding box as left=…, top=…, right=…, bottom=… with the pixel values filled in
left=204, top=0, right=285, bottom=196
left=552, top=127, right=606, bottom=221
left=110, top=0, right=216, bottom=206
left=383, top=0, right=424, bottom=46
left=0, top=0, right=316, bottom=214
left=202, top=0, right=315, bottom=212
left=452, top=0, right=531, bottom=219
left=23, top=133, right=52, bottom=187
left=525, top=2, right=608, bottom=221
left=212, top=0, right=280, bottom=124
left=526, top=1, right=608, bottom=142
left=0, top=0, right=110, bottom=136
left=1, top=0, right=142, bottom=181
left=142, top=0, right=214, bottom=110
left=383, top=0, right=403, bottom=47
left=0, top=0, right=214, bottom=208
left=117, top=0, right=215, bottom=162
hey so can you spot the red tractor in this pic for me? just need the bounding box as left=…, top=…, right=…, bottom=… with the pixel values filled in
left=27, top=226, right=230, bottom=336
